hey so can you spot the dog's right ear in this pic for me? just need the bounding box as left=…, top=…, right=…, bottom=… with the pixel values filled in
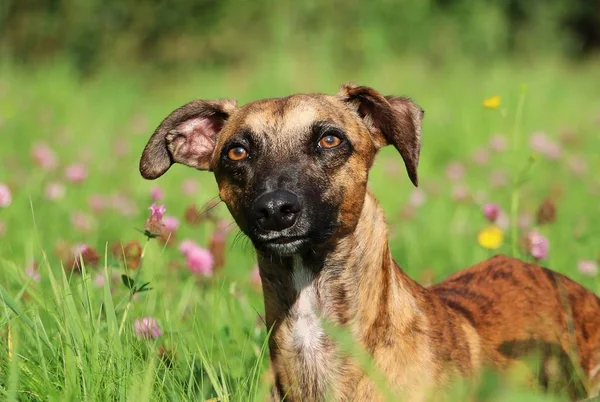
left=139, top=99, right=238, bottom=180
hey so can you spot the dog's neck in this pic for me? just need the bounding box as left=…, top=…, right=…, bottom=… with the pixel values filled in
left=257, top=191, right=426, bottom=400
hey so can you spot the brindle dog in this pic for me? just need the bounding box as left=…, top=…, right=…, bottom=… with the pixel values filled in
left=139, top=84, right=600, bottom=401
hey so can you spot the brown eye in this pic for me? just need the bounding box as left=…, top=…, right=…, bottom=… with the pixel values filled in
left=227, top=146, right=248, bottom=161
left=319, top=134, right=342, bottom=149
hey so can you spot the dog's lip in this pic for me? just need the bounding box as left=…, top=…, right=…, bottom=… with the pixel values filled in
left=253, top=232, right=311, bottom=246
left=266, top=235, right=308, bottom=244
left=256, top=236, right=309, bottom=256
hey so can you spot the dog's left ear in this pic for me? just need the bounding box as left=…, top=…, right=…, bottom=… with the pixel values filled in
left=337, top=83, right=423, bottom=187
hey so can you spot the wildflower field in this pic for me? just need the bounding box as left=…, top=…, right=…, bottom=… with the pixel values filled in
left=1, top=56, right=600, bottom=401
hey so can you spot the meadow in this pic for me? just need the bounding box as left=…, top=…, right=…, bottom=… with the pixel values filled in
left=1, top=54, right=600, bottom=401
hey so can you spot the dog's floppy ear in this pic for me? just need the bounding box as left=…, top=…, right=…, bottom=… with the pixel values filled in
left=139, top=99, right=238, bottom=180
left=337, top=83, right=423, bottom=187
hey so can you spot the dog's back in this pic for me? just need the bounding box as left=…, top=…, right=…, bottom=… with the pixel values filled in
left=432, top=254, right=600, bottom=398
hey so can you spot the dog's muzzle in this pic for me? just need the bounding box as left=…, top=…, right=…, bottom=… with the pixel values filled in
left=252, top=190, right=301, bottom=231
left=249, top=190, right=312, bottom=256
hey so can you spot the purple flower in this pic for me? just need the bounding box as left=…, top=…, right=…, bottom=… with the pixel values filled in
left=65, top=163, right=87, bottom=183
left=163, top=216, right=180, bottom=231
left=179, top=239, right=197, bottom=256
left=489, top=169, right=508, bottom=189
left=0, top=183, right=12, bottom=207
left=179, top=239, right=215, bottom=276
left=578, top=260, right=598, bottom=277
left=134, top=317, right=163, bottom=340
left=529, top=132, right=562, bottom=160
left=87, top=194, right=105, bottom=212
left=482, top=203, right=509, bottom=230
left=181, top=179, right=200, bottom=196
left=544, top=142, right=562, bottom=160
left=530, top=132, right=550, bottom=153
left=31, top=142, right=58, bottom=170
left=408, top=188, right=426, bottom=208
left=526, top=230, right=549, bottom=261
left=150, top=186, right=164, bottom=202
left=186, top=246, right=214, bottom=276
left=72, top=243, right=89, bottom=257
left=451, top=184, right=470, bottom=202
left=518, top=212, right=534, bottom=229
left=71, top=211, right=94, bottom=232
left=25, top=261, right=40, bottom=283
left=488, top=134, right=507, bottom=152
left=445, top=162, right=466, bottom=182
left=94, top=272, right=105, bottom=287
left=483, top=203, right=501, bottom=222
left=44, top=182, right=66, bottom=201
left=148, top=203, right=166, bottom=221
left=471, top=148, right=489, bottom=166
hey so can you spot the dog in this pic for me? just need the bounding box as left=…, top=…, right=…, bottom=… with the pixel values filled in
left=139, top=84, right=600, bottom=401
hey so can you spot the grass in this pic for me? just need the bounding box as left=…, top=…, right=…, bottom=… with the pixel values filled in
left=1, top=54, right=600, bottom=401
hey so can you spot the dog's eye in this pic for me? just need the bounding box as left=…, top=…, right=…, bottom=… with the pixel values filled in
left=318, top=134, right=343, bottom=149
left=226, top=146, right=248, bottom=161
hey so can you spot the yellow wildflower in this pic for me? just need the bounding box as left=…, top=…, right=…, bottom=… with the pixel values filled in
left=477, top=226, right=504, bottom=250
left=482, top=95, right=501, bottom=110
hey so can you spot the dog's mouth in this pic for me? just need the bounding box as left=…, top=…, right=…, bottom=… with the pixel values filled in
left=252, top=234, right=310, bottom=256
left=268, top=235, right=307, bottom=244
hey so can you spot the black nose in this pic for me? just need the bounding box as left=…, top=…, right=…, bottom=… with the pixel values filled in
left=253, top=190, right=301, bottom=231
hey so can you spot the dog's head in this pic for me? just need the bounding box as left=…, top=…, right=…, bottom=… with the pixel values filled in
left=140, top=84, right=423, bottom=257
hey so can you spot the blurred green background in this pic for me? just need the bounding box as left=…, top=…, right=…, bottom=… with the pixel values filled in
left=2, top=0, right=600, bottom=74
left=1, top=1, right=600, bottom=401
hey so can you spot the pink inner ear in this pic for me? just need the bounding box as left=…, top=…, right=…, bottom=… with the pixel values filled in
left=170, top=116, right=223, bottom=168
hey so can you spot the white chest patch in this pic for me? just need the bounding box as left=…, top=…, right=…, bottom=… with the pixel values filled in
left=291, top=259, right=325, bottom=355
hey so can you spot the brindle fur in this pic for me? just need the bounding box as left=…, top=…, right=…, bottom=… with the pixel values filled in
left=139, top=84, right=600, bottom=401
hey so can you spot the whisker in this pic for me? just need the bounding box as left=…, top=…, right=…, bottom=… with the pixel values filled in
left=196, top=197, right=223, bottom=217
left=230, top=230, right=246, bottom=250
left=224, top=221, right=237, bottom=230
left=230, top=230, right=256, bottom=257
